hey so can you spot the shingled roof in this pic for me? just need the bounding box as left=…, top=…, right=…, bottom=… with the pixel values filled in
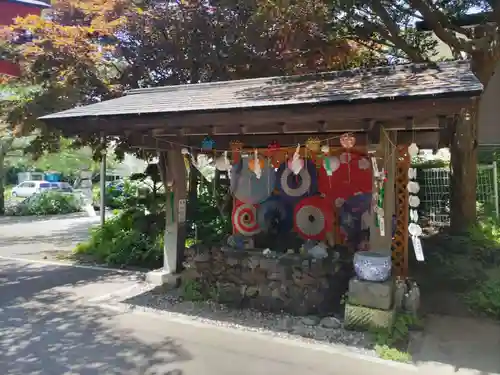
left=40, top=60, right=482, bottom=121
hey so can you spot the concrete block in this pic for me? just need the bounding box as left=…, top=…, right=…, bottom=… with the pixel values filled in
left=348, top=277, right=394, bottom=310
left=146, top=269, right=180, bottom=287
left=344, top=303, right=395, bottom=331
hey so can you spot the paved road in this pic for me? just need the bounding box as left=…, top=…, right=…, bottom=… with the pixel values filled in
left=0, top=215, right=99, bottom=260
left=0, top=258, right=418, bottom=375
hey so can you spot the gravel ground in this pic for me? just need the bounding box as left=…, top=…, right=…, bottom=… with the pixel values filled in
left=93, top=282, right=377, bottom=357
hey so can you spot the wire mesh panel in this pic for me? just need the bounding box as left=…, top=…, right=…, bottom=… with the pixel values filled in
left=417, top=163, right=499, bottom=227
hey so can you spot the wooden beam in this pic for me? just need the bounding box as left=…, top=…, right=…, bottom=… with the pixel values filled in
left=130, top=131, right=440, bottom=150
left=48, top=96, right=475, bottom=137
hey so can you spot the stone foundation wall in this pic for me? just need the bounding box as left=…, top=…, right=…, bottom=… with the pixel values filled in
left=183, top=246, right=353, bottom=316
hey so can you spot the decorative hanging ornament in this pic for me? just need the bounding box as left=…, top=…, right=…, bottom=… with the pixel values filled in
left=267, top=140, right=281, bottom=168
left=201, top=136, right=215, bottom=151
left=232, top=203, right=261, bottom=236
left=321, top=145, right=330, bottom=155
left=287, top=144, right=304, bottom=175
left=323, top=155, right=340, bottom=176
left=181, top=148, right=190, bottom=155
left=215, top=151, right=231, bottom=172
left=407, top=181, right=420, bottom=194
left=293, top=196, right=333, bottom=240
left=340, top=133, right=356, bottom=149
left=248, top=149, right=264, bottom=179
left=306, top=137, right=321, bottom=153
left=230, top=140, right=244, bottom=164
left=408, top=143, right=419, bottom=158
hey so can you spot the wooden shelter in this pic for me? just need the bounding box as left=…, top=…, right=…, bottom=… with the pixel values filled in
left=40, top=59, right=482, bottom=286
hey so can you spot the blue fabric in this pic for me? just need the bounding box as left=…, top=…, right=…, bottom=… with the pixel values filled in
left=339, top=193, right=372, bottom=252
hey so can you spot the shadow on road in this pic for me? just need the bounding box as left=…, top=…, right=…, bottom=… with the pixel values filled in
left=0, top=218, right=96, bottom=249
left=0, top=262, right=190, bottom=374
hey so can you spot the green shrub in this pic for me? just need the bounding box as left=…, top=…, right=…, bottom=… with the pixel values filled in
left=465, top=268, right=500, bottom=319
left=74, top=210, right=164, bottom=269
left=6, top=191, right=82, bottom=216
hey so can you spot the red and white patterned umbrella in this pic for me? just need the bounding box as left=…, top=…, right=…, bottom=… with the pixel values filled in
left=293, top=196, right=333, bottom=240
left=232, top=202, right=261, bottom=236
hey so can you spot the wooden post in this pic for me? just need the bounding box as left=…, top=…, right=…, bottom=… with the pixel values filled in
left=369, top=128, right=396, bottom=255
left=146, top=146, right=187, bottom=286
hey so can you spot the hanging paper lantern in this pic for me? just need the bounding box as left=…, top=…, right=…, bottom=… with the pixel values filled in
left=340, top=133, right=356, bottom=149
left=201, top=136, right=215, bottom=151
left=294, top=196, right=333, bottom=240
left=323, top=155, right=340, bottom=176
left=215, top=151, right=231, bottom=171
left=306, top=137, right=321, bottom=153
left=233, top=203, right=261, bottom=236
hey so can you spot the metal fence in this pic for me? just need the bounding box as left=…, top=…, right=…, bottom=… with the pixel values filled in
left=417, top=162, right=499, bottom=227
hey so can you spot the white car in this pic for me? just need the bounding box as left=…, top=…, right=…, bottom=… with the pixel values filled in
left=11, top=180, right=52, bottom=198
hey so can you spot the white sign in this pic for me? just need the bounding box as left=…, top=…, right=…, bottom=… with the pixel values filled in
left=412, top=236, right=425, bottom=261
left=178, top=199, right=187, bottom=223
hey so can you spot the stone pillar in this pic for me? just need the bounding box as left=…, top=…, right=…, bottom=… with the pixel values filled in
left=146, top=146, right=187, bottom=286
left=369, top=129, right=396, bottom=255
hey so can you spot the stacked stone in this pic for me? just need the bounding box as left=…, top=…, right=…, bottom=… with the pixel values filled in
left=344, top=276, right=398, bottom=331
left=183, top=246, right=351, bottom=316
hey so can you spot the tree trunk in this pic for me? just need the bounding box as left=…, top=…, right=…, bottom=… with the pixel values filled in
left=449, top=104, right=478, bottom=234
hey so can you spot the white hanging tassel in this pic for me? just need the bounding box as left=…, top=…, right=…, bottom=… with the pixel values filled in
left=290, top=144, right=304, bottom=175
left=254, top=149, right=262, bottom=179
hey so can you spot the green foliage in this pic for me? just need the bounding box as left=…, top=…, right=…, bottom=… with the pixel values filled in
left=186, top=178, right=231, bottom=245
left=181, top=279, right=205, bottom=301
left=371, top=314, right=419, bottom=363
left=465, top=268, right=500, bottom=319
left=6, top=191, right=81, bottom=216
left=74, top=209, right=164, bottom=269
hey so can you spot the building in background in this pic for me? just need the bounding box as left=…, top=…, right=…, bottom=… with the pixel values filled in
left=0, top=0, right=51, bottom=77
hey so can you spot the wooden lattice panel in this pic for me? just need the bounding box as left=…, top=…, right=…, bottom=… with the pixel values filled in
left=391, top=146, right=410, bottom=277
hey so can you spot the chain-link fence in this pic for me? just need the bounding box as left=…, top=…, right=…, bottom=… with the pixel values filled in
left=417, top=162, right=499, bottom=227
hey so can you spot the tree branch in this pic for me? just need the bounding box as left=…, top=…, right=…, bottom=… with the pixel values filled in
left=370, top=0, right=426, bottom=62
left=408, top=0, right=476, bottom=54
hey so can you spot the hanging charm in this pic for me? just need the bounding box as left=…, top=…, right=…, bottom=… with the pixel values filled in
left=340, top=133, right=356, bottom=149
left=288, top=144, right=304, bottom=175
left=267, top=140, right=280, bottom=168
left=215, top=151, right=231, bottom=172
left=407, top=149, right=424, bottom=261
left=201, top=136, right=215, bottom=151
left=408, top=143, right=419, bottom=158
left=230, top=140, right=244, bottom=164
left=306, top=137, right=321, bottom=153
left=323, top=155, right=340, bottom=176
left=248, top=149, right=264, bottom=179
left=320, top=144, right=330, bottom=155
